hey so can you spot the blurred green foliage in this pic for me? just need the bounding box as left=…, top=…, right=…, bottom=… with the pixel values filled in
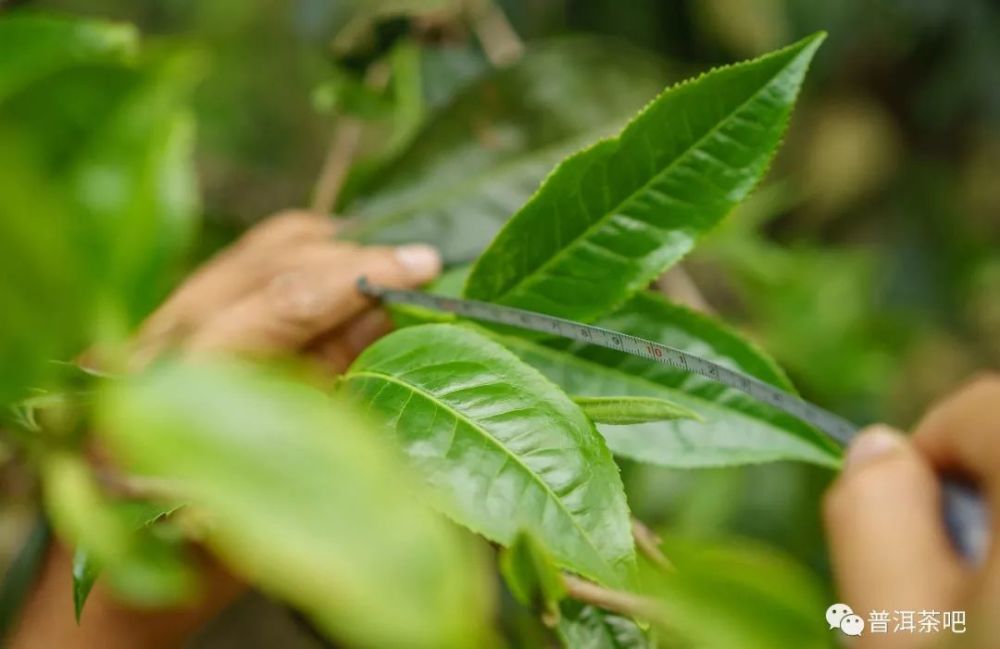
left=1, top=0, right=997, bottom=647
left=96, top=358, right=494, bottom=648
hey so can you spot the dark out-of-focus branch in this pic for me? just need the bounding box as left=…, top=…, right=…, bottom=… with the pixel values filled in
left=561, top=574, right=659, bottom=619
left=96, top=469, right=181, bottom=501
left=655, top=266, right=715, bottom=314
left=632, top=518, right=674, bottom=571
left=310, top=63, right=391, bottom=214
left=311, top=117, right=364, bottom=215
left=312, top=0, right=523, bottom=215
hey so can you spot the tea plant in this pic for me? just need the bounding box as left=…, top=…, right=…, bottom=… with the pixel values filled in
left=0, top=11, right=837, bottom=649
left=339, top=30, right=838, bottom=644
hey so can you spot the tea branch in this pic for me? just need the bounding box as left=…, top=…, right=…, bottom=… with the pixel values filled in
left=467, top=0, right=524, bottom=67
left=311, top=62, right=391, bottom=214
left=632, top=518, right=674, bottom=571
left=561, top=573, right=660, bottom=619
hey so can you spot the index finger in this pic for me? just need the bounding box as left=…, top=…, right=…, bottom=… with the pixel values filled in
left=185, top=243, right=441, bottom=355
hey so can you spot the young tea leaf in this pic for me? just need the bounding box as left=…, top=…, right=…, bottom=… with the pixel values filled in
left=500, top=530, right=566, bottom=624
left=464, top=33, right=826, bottom=322
left=573, top=396, right=702, bottom=425
left=493, top=292, right=840, bottom=468
left=71, top=548, right=99, bottom=623
left=344, top=323, right=636, bottom=587
left=72, top=502, right=182, bottom=622
left=96, top=359, right=492, bottom=649
left=40, top=454, right=193, bottom=612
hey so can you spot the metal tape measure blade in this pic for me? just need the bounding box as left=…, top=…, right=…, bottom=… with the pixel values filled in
left=358, top=278, right=857, bottom=444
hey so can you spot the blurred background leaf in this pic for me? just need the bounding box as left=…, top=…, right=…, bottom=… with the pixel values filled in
left=71, top=502, right=182, bottom=621
left=40, top=453, right=194, bottom=609
left=639, top=534, right=834, bottom=649
left=96, top=358, right=494, bottom=649
left=342, top=36, right=671, bottom=263
left=0, top=12, right=200, bottom=406
left=0, top=13, right=137, bottom=100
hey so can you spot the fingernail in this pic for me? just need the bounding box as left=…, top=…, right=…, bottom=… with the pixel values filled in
left=844, top=426, right=905, bottom=472
left=395, top=244, right=441, bottom=278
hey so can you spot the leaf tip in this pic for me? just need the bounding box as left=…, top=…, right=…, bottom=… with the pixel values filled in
left=792, top=30, right=828, bottom=59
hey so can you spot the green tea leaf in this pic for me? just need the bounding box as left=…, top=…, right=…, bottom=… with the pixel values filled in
left=41, top=454, right=194, bottom=611
left=573, top=396, right=702, bottom=425
left=344, top=323, right=636, bottom=587
left=72, top=503, right=182, bottom=621
left=465, top=33, right=825, bottom=321
left=71, top=548, right=100, bottom=623
left=96, top=359, right=492, bottom=649
left=0, top=26, right=199, bottom=402
left=67, top=51, right=203, bottom=322
left=343, top=38, right=670, bottom=263
left=495, top=293, right=839, bottom=468
left=312, top=68, right=393, bottom=119
left=556, top=601, right=650, bottom=649
left=0, top=13, right=137, bottom=102
left=639, top=536, right=834, bottom=649
left=500, top=531, right=566, bottom=623
left=6, top=49, right=204, bottom=324
left=0, top=138, right=90, bottom=407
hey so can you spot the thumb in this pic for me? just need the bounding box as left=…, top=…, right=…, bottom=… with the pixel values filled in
left=824, top=425, right=967, bottom=621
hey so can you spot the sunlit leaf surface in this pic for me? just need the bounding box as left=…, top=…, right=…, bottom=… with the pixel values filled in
left=465, top=34, right=825, bottom=322
left=345, top=323, right=636, bottom=587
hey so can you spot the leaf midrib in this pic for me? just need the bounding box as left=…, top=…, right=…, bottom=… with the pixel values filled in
left=345, top=368, right=622, bottom=583
left=487, top=52, right=803, bottom=306
left=494, top=334, right=839, bottom=463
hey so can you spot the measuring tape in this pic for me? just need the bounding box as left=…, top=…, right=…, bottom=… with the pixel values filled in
left=358, top=277, right=989, bottom=563
left=360, top=277, right=856, bottom=442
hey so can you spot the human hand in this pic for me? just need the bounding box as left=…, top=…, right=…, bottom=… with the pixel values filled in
left=824, top=374, right=1000, bottom=648
left=131, top=209, right=441, bottom=369
left=11, top=210, right=442, bottom=649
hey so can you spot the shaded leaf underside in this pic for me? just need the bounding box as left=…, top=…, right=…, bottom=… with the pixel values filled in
left=344, top=37, right=670, bottom=264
